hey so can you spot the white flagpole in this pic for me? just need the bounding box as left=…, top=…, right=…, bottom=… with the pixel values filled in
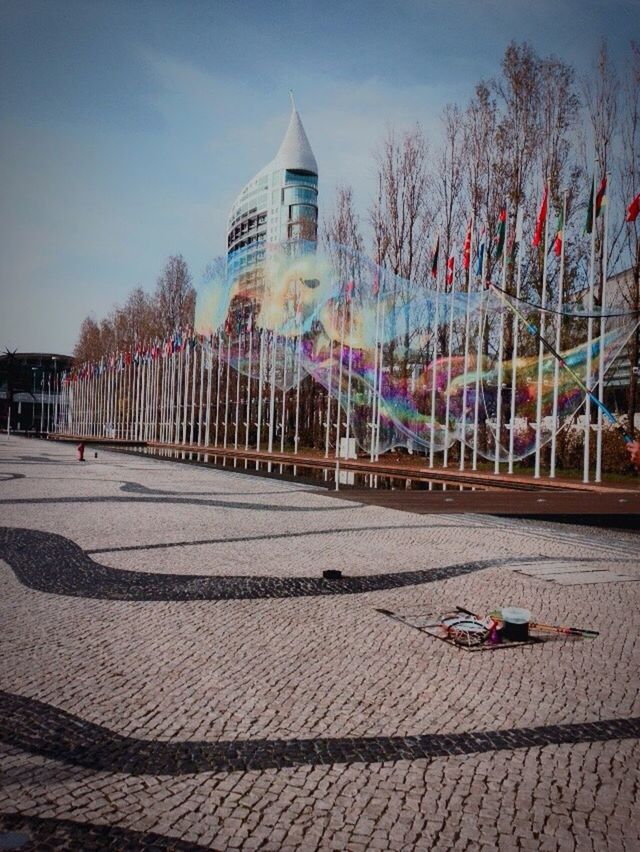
left=344, top=283, right=355, bottom=458
left=256, top=328, right=265, bottom=454
left=494, top=209, right=508, bottom=475
left=267, top=330, right=277, bottom=460
left=335, top=290, right=346, bottom=459
left=472, top=239, right=487, bottom=471
left=460, top=221, right=474, bottom=471
left=280, top=334, right=288, bottom=453
left=198, top=339, right=205, bottom=446
left=182, top=343, right=190, bottom=445
left=214, top=332, right=223, bottom=448
left=173, top=346, right=181, bottom=444
left=324, top=300, right=336, bottom=459
left=224, top=332, right=232, bottom=449
left=205, top=337, right=213, bottom=447
left=550, top=192, right=568, bottom=479
left=294, top=324, right=302, bottom=455
left=508, top=209, right=524, bottom=474
left=235, top=332, right=242, bottom=453
left=245, top=327, right=253, bottom=456
left=595, top=173, right=609, bottom=483
left=443, top=247, right=456, bottom=468
left=370, top=274, right=382, bottom=461
left=374, top=298, right=386, bottom=461
left=584, top=169, right=598, bottom=482
left=190, top=340, right=198, bottom=446
left=429, top=258, right=442, bottom=468
left=534, top=180, right=551, bottom=479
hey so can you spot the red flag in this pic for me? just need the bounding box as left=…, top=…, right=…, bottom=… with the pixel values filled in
left=372, top=271, right=379, bottom=296
left=345, top=280, right=354, bottom=302
left=463, top=221, right=472, bottom=269
left=626, top=192, right=640, bottom=222
left=446, top=255, right=455, bottom=287
left=595, top=176, right=607, bottom=217
left=532, top=185, right=548, bottom=247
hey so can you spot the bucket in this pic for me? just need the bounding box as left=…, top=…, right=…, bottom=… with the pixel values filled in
left=501, top=607, right=530, bottom=641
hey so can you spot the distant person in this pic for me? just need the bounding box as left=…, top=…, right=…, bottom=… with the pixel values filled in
left=627, top=441, right=640, bottom=470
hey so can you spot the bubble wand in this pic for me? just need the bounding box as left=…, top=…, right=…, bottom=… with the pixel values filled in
left=487, top=282, right=634, bottom=444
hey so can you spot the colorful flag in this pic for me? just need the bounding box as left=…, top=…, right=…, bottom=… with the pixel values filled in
left=430, top=236, right=440, bottom=279
left=372, top=271, right=380, bottom=296
left=475, top=229, right=486, bottom=276
left=345, top=280, right=354, bottom=302
left=553, top=208, right=564, bottom=257
left=626, top=192, right=640, bottom=222
left=446, top=255, right=455, bottom=288
left=463, top=221, right=472, bottom=270
left=495, top=208, right=506, bottom=259
left=532, top=186, right=548, bottom=247
left=585, top=176, right=606, bottom=234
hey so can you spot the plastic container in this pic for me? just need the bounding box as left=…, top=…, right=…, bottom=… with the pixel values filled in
left=501, top=607, right=531, bottom=641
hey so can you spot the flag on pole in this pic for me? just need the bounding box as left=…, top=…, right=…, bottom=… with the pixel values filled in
left=585, top=176, right=606, bottom=233
left=430, top=236, right=440, bottom=279
left=345, top=280, right=354, bottom=302
left=532, top=186, right=548, bottom=247
left=626, top=192, right=640, bottom=222
left=463, top=220, right=472, bottom=269
left=553, top=207, right=564, bottom=257
left=446, top=254, right=455, bottom=288
left=494, top=208, right=506, bottom=259
left=475, top=229, right=485, bottom=276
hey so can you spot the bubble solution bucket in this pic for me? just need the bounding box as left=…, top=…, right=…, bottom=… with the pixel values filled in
left=501, top=607, right=531, bottom=641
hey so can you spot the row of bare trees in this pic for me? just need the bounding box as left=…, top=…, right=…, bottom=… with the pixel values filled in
left=74, top=255, right=196, bottom=364
left=323, top=39, right=640, bottom=428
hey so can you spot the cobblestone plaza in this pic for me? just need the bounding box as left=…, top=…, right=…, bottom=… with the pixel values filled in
left=1, top=437, right=639, bottom=850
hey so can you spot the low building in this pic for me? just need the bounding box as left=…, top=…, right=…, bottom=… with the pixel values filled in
left=0, top=351, right=72, bottom=433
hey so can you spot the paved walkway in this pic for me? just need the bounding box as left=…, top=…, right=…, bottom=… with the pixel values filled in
left=1, top=436, right=639, bottom=851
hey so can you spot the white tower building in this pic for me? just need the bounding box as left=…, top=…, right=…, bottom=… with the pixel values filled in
left=226, top=97, right=318, bottom=280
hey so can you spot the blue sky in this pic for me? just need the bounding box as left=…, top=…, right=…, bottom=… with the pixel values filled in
left=1, top=0, right=637, bottom=354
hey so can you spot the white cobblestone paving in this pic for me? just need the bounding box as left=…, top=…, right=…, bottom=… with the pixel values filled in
left=0, top=436, right=639, bottom=850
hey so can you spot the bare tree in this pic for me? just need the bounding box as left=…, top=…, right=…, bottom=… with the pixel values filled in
left=323, top=184, right=364, bottom=254
left=154, top=254, right=196, bottom=338
left=618, top=42, right=640, bottom=432
left=73, top=317, right=103, bottom=363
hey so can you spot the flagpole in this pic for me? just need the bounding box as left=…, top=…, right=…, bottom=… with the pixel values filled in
left=294, top=313, right=302, bottom=456
left=189, top=339, right=197, bottom=445
left=235, top=332, right=242, bottom=455
left=508, top=209, right=524, bottom=474
left=267, top=330, right=277, bottom=462
left=198, top=339, right=205, bottom=446
left=494, top=209, right=508, bottom=474
left=550, top=191, right=568, bottom=479
left=370, top=271, right=382, bottom=462
left=595, top=172, right=610, bottom=483
left=245, top=327, right=253, bottom=458
left=182, top=343, right=190, bottom=445
left=472, top=236, right=487, bottom=471
left=443, top=247, right=456, bottom=468
left=375, top=299, right=386, bottom=461
left=256, top=327, right=265, bottom=456
left=344, top=281, right=355, bottom=459
left=429, top=254, right=442, bottom=468
left=223, top=332, right=232, bottom=450
left=460, top=219, right=473, bottom=471
left=534, top=179, right=551, bottom=479
left=173, top=344, right=182, bottom=444
left=280, top=334, right=288, bottom=455
left=584, top=169, right=598, bottom=483
left=205, top=337, right=213, bottom=447
left=324, top=300, right=336, bottom=459
left=214, top=331, right=223, bottom=448
left=335, top=291, right=347, bottom=459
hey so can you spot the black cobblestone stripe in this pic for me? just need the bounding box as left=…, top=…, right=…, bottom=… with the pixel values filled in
left=0, top=473, right=25, bottom=482
left=86, top=523, right=482, bottom=555
left=118, top=480, right=318, bottom=497
left=1, top=527, right=527, bottom=601
left=0, top=812, right=210, bottom=851
left=0, top=495, right=351, bottom=513
left=1, top=690, right=638, bottom=776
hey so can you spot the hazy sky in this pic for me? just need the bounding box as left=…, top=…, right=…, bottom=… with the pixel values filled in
left=1, top=0, right=637, bottom=354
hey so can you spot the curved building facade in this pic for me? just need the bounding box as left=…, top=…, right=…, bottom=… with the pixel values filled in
left=226, top=100, right=318, bottom=281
